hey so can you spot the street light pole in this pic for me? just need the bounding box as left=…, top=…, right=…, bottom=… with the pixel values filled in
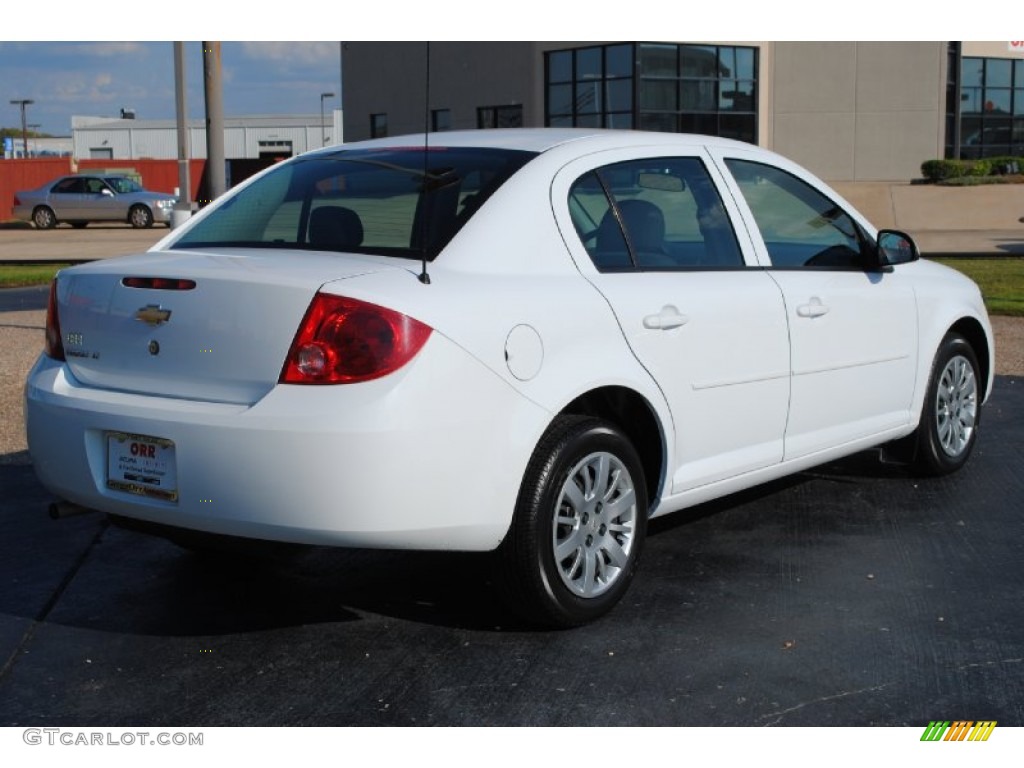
left=10, top=99, right=34, bottom=158
left=28, top=123, right=40, bottom=157
left=320, top=92, right=335, bottom=146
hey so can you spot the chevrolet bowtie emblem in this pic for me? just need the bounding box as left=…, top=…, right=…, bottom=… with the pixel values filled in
left=135, top=305, right=172, bottom=326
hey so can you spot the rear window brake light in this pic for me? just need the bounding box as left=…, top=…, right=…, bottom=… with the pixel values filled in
left=122, top=277, right=197, bottom=290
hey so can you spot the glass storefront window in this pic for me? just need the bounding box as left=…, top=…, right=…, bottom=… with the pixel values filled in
left=639, top=44, right=676, bottom=77
left=545, top=42, right=758, bottom=143
left=605, top=79, right=633, bottom=112
left=640, top=80, right=677, bottom=111
left=576, top=47, right=602, bottom=81
left=952, top=54, right=1024, bottom=158
left=987, top=59, right=1012, bottom=88
left=549, top=51, right=572, bottom=84
left=606, top=44, right=633, bottom=78
left=984, top=88, right=1012, bottom=114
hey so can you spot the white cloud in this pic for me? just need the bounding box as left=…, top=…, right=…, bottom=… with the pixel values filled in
left=79, top=42, right=145, bottom=57
left=239, top=41, right=337, bottom=66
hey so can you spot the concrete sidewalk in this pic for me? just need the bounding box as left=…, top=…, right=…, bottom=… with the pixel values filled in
left=908, top=229, right=1024, bottom=257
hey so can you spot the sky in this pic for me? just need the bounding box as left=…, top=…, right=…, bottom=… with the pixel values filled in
left=0, top=0, right=968, bottom=137
left=1, top=42, right=341, bottom=135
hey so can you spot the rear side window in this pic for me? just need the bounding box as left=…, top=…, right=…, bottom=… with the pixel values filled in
left=52, top=178, right=86, bottom=194
left=173, top=147, right=536, bottom=260
left=568, top=157, right=743, bottom=271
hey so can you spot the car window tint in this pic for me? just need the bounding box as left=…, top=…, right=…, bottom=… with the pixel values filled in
left=724, top=159, right=865, bottom=269
left=173, top=147, right=536, bottom=261
left=105, top=177, right=142, bottom=194
left=569, top=157, right=744, bottom=271
left=84, top=178, right=107, bottom=194
left=52, top=178, right=86, bottom=194
left=568, top=172, right=631, bottom=270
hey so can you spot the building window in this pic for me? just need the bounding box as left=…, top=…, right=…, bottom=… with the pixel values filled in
left=258, top=140, right=293, bottom=160
left=431, top=108, right=452, bottom=132
left=950, top=53, right=1024, bottom=158
left=370, top=113, right=388, bottom=138
left=545, top=42, right=758, bottom=143
left=477, top=105, right=523, bottom=129
left=546, top=44, right=634, bottom=129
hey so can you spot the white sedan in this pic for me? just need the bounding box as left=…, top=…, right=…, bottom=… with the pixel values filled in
left=25, top=129, right=994, bottom=627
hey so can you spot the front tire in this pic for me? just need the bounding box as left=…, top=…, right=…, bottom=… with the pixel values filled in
left=499, top=415, right=647, bottom=627
left=129, top=205, right=153, bottom=228
left=913, top=333, right=981, bottom=476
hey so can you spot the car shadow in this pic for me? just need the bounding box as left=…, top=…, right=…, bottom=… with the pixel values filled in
left=647, top=448, right=912, bottom=537
left=0, top=446, right=918, bottom=638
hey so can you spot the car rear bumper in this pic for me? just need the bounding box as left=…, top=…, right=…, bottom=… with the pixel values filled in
left=25, top=334, right=550, bottom=551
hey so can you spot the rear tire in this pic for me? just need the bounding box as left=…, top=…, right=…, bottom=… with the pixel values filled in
left=499, top=415, right=647, bottom=628
left=33, top=206, right=56, bottom=229
left=913, top=333, right=981, bottom=476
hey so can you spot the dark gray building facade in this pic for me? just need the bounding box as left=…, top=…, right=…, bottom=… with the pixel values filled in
left=342, top=41, right=1024, bottom=182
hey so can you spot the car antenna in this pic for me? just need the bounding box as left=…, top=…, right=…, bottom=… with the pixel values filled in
left=417, top=41, right=432, bottom=285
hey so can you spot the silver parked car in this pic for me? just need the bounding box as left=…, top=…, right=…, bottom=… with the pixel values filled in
left=13, top=174, right=177, bottom=229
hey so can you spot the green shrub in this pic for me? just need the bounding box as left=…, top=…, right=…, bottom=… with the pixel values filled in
left=921, top=159, right=962, bottom=181
left=985, top=156, right=1024, bottom=175
left=921, top=156, right=1024, bottom=181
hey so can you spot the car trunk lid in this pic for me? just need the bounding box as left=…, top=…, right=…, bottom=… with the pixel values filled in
left=54, top=248, right=403, bottom=404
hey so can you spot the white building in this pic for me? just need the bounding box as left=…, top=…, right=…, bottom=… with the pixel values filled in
left=3, top=135, right=73, bottom=158
left=71, top=111, right=344, bottom=161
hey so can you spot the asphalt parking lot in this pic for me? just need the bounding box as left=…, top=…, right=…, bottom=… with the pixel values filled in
left=0, top=223, right=166, bottom=262
left=1, top=374, right=1021, bottom=726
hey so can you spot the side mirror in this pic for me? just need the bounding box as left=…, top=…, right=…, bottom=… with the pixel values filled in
left=101, top=188, right=114, bottom=197
left=877, top=229, right=919, bottom=267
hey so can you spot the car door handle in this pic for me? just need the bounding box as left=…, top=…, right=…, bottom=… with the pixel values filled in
left=643, top=306, right=690, bottom=330
left=796, top=297, right=829, bottom=318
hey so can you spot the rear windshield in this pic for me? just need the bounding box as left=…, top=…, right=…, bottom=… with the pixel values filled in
left=172, top=147, right=536, bottom=260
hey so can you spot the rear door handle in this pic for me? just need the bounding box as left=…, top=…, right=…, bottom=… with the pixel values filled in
left=796, top=297, right=829, bottom=318
left=643, top=305, right=690, bottom=330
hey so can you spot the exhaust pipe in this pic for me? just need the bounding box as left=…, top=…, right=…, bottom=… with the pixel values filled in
left=48, top=500, right=97, bottom=520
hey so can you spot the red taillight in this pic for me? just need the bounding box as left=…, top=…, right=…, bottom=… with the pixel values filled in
left=280, top=293, right=432, bottom=384
left=13, top=195, right=21, bottom=207
left=45, top=278, right=65, bottom=361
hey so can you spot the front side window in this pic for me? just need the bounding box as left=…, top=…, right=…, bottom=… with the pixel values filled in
left=724, top=159, right=866, bottom=269
left=568, top=157, right=744, bottom=271
left=105, top=177, right=142, bottom=194
left=172, top=147, right=536, bottom=261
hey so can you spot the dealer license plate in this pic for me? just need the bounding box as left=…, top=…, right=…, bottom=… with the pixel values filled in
left=106, top=432, right=178, bottom=502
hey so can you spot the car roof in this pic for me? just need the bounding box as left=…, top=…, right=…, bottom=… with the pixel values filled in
left=310, top=128, right=758, bottom=156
